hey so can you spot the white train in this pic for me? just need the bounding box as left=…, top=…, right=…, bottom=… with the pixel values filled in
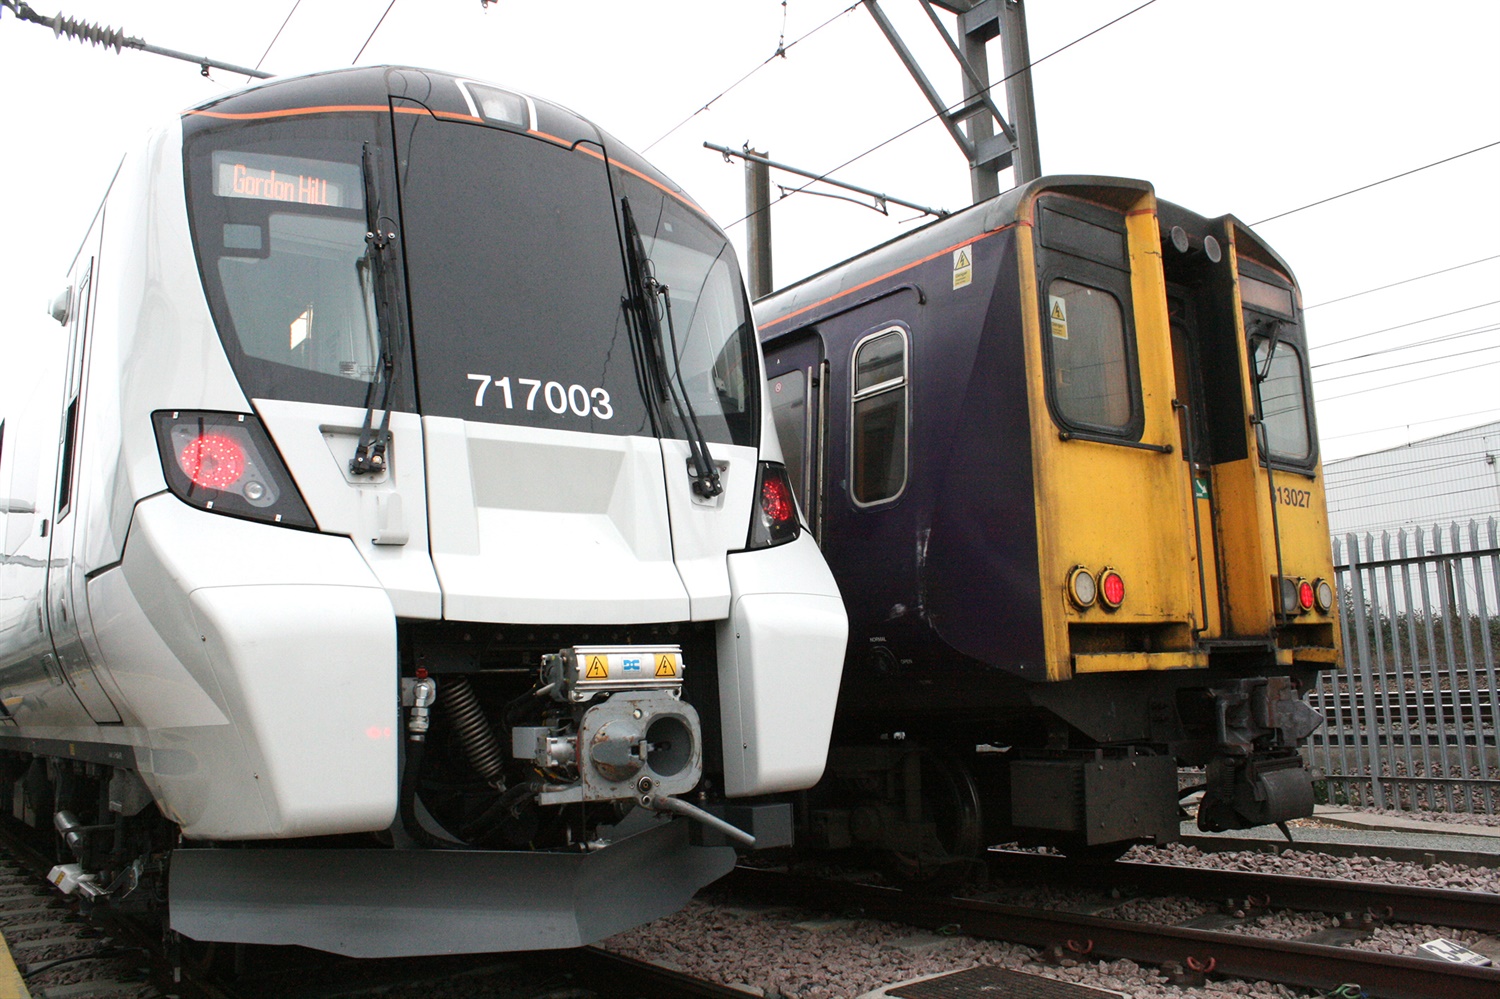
left=0, top=66, right=847, bottom=957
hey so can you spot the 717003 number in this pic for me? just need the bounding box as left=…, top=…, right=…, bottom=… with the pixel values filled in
left=467, top=374, right=613, bottom=420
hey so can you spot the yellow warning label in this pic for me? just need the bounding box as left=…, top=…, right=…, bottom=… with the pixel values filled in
left=586, top=655, right=610, bottom=679
left=952, top=246, right=973, bottom=290
left=655, top=654, right=678, bottom=678
left=1049, top=295, right=1069, bottom=339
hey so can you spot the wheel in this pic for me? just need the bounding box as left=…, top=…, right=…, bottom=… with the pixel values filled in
left=887, top=749, right=984, bottom=883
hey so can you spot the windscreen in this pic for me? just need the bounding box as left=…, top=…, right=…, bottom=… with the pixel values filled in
left=184, top=115, right=387, bottom=409
left=186, top=107, right=759, bottom=445
left=615, top=172, right=760, bottom=448
left=1252, top=336, right=1312, bottom=463
left=394, top=113, right=758, bottom=445
left=1241, top=267, right=1314, bottom=465
left=395, top=113, right=652, bottom=436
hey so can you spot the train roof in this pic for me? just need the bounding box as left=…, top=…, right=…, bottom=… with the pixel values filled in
left=757, top=176, right=1299, bottom=333
left=179, top=65, right=700, bottom=221
left=757, top=174, right=1149, bottom=334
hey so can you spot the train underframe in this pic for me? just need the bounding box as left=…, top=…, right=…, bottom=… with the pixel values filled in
left=803, top=657, right=1325, bottom=872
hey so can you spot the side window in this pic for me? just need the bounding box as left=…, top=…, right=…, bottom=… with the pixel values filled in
left=850, top=327, right=908, bottom=506
left=769, top=368, right=807, bottom=500
left=1035, top=198, right=1142, bottom=440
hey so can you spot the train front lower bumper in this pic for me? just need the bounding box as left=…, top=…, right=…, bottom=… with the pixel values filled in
left=169, top=817, right=735, bottom=956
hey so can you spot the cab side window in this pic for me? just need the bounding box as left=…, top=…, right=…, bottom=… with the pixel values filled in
left=850, top=327, right=908, bottom=505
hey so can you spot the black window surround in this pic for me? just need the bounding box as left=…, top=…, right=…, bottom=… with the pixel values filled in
left=1033, top=196, right=1145, bottom=444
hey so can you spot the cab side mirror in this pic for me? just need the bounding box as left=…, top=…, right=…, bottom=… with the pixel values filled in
left=49, top=286, right=72, bottom=326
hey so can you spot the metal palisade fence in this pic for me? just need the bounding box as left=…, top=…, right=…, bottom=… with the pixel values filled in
left=1311, top=518, right=1500, bottom=814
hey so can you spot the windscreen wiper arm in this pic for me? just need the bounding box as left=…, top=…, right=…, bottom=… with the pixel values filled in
left=621, top=198, right=723, bottom=498
left=351, top=141, right=400, bottom=476
left=1252, top=316, right=1285, bottom=383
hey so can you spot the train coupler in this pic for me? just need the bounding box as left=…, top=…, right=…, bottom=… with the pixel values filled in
left=1197, top=751, right=1314, bottom=831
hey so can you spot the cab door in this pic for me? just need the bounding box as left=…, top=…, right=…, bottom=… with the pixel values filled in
left=764, top=333, right=828, bottom=544
left=1167, top=286, right=1224, bottom=639
left=1023, top=190, right=1205, bottom=679
left=46, top=236, right=122, bottom=723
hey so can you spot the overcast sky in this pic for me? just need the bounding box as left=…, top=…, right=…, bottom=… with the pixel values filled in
left=2, top=0, right=1497, bottom=461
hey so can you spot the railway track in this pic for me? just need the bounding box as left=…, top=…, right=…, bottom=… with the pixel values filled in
left=725, top=866, right=1500, bottom=999
left=1177, top=832, right=1500, bottom=868
left=984, top=849, right=1500, bottom=932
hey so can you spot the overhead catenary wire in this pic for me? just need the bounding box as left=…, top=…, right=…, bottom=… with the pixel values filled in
left=1325, top=445, right=1500, bottom=484
left=1329, top=482, right=1500, bottom=516
left=1311, top=299, right=1500, bottom=352
left=351, top=0, right=398, bottom=65
left=1327, top=434, right=1500, bottom=469
left=1305, top=253, right=1500, bottom=310
left=253, top=0, right=302, bottom=76
left=1316, top=356, right=1500, bottom=403
left=1324, top=451, right=1500, bottom=491
left=1314, top=323, right=1500, bottom=372
left=1320, top=409, right=1500, bottom=443
left=1312, top=319, right=1500, bottom=369
left=642, top=1, right=862, bottom=153
left=723, top=0, right=1163, bottom=230
left=1249, top=140, right=1500, bottom=226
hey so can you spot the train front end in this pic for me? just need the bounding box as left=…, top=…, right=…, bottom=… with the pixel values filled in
left=1015, top=180, right=1338, bottom=846
left=11, top=67, right=846, bottom=957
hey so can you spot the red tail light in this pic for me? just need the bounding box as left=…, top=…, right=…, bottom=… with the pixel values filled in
left=1099, top=569, right=1125, bottom=609
left=178, top=433, right=247, bottom=490
left=1297, top=579, right=1315, bottom=612
left=747, top=461, right=800, bottom=549
left=152, top=411, right=317, bottom=530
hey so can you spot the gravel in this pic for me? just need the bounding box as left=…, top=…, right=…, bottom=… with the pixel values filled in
left=1124, top=842, right=1500, bottom=893
left=603, top=900, right=1317, bottom=999
left=604, top=839, right=1500, bottom=998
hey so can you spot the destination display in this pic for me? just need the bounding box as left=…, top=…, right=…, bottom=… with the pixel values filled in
left=212, top=151, right=362, bottom=209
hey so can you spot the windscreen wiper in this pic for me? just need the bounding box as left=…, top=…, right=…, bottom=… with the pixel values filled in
left=351, top=141, right=400, bottom=476
left=1252, top=316, right=1285, bottom=383
left=621, top=198, right=723, bottom=498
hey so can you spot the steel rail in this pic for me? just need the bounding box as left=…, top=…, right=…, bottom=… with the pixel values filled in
left=727, top=868, right=1500, bottom=999
left=983, top=850, right=1500, bottom=932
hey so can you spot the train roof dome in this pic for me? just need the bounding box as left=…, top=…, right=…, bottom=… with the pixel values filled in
left=180, top=65, right=691, bottom=217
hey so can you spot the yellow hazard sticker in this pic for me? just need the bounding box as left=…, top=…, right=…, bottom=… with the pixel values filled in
left=655, top=653, right=678, bottom=678
left=1049, top=295, right=1069, bottom=339
left=952, top=246, right=973, bottom=290
left=585, top=655, right=610, bottom=679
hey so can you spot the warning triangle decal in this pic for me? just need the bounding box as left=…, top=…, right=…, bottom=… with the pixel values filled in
left=655, top=654, right=677, bottom=678
left=586, top=655, right=610, bottom=679
left=956, top=248, right=971, bottom=268
left=1052, top=301, right=1065, bottom=320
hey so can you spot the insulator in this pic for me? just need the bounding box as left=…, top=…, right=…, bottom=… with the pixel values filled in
left=441, top=676, right=505, bottom=785
left=50, top=15, right=129, bottom=53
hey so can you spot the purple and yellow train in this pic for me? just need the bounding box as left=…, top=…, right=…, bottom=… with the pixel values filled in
left=759, top=175, right=1338, bottom=864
